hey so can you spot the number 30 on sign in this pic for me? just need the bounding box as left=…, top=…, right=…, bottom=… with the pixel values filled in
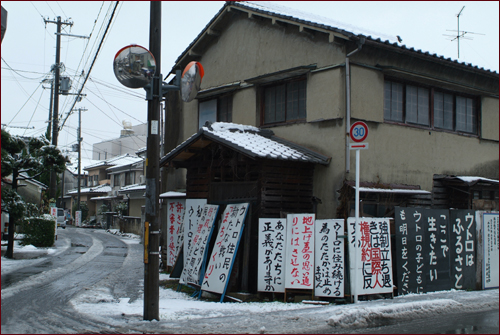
left=350, top=121, right=368, bottom=143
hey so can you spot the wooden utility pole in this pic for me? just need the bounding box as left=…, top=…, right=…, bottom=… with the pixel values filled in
left=144, top=1, right=161, bottom=321
left=44, top=16, right=73, bottom=201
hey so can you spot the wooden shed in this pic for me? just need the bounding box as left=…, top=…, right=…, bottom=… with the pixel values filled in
left=160, top=122, right=330, bottom=293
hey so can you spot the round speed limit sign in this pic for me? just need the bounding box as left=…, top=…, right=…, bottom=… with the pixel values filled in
left=350, top=121, right=368, bottom=143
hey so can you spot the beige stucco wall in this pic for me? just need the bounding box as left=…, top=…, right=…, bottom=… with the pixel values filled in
left=129, top=199, right=143, bottom=217
left=200, top=16, right=345, bottom=89
left=482, top=97, right=499, bottom=141
left=232, top=87, right=258, bottom=126
left=350, top=65, right=384, bottom=123
left=307, top=68, right=344, bottom=122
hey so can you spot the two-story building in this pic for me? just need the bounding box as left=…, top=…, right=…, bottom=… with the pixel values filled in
left=161, top=1, right=498, bottom=221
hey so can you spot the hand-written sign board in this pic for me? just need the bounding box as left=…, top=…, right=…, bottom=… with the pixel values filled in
left=449, top=210, right=476, bottom=290
left=166, top=199, right=185, bottom=267
left=395, top=207, right=451, bottom=295
left=285, top=214, right=315, bottom=289
left=482, top=213, right=499, bottom=289
left=202, top=203, right=249, bottom=294
left=314, top=219, right=345, bottom=297
left=257, top=218, right=287, bottom=293
left=183, top=199, right=207, bottom=269
left=348, top=217, right=393, bottom=295
left=179, top=204, right=219, bottom=285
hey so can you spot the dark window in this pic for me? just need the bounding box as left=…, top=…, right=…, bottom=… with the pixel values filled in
left=455, top=96, right=477, bottom=133
left=406, top=85, right=429, bottom=126
left=198, top=95, right=233, bottom=129
left=113, top=174, right=120, bottom=187
left=384, top=81, right=403, bottom=122
left=384, top=79, right=479, bottom=135
left=263, top=78, right=306, bottom=125
left=217, top=95, right=232, bottom=123
left=434, top=91, right=454, bottom=130
left=125, top=171, right=135, bottom=185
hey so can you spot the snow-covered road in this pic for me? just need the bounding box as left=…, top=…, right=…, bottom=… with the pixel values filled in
left=2, top=229, right=498, bottom=334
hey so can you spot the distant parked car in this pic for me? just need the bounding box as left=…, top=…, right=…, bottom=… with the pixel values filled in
left=56, top=208, right=66, bottom=229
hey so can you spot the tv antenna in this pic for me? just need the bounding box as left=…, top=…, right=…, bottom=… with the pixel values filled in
left=443, top=6, right=485, bottom=58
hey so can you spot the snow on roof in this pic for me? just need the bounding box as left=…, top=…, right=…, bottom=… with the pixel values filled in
left=67, top=183, right=111, bottom=195
left=203, top=122, right=330, bottom=164
left=161, top=122, right=330, bottom=166
left=358, top=187, right=431, bottom=194
left=456, top=176, right=499, bottom=184
left=119, top=184, right=146, bottom=193
left=240, top=1, right=396, bottom=42
left=160, top=191, right=186, bottom=198
left=106, top=156, right=144, bottom=172
left=83, top=153, right=142, bottom=170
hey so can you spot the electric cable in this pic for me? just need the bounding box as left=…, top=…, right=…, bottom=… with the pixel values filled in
left=59, top=1, right=119, bottom=131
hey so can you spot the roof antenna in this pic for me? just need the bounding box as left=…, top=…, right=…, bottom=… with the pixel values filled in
left=443, top=6, right=485, bottom=58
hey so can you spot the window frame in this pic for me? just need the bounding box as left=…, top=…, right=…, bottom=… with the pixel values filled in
left=198, top=93, right=233, bottom=129
left=260, top=76, right=307, bottom=127
left=384, top=77, right=480, bottom=136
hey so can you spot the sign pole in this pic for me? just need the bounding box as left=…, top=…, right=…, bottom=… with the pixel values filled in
left=354, top=148, right=360, bottom=303
left=349, top=121, right=368, bottom=304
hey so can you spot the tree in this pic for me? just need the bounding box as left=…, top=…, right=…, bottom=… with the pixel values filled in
left=1, top=129, right=67, bottom=258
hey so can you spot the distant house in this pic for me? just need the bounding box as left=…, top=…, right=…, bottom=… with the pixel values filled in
left=67, top=153, right=144, bottom=221
left=2, top=173, right=47, bottom=209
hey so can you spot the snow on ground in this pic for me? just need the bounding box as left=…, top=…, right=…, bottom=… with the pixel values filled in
left=1, top=237, right=69, bottom=275
left=2, top=230, right=498, bottom=333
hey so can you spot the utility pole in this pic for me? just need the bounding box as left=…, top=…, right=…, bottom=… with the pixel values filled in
left=144, top=1, right=161, bottom=321
left=44, top=16, right=73, bottom=201
left=73, top=107, right=86, bottom=212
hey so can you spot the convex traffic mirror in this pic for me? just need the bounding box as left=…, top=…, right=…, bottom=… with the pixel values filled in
left=181, top=61, right=205, bottom=102
left=113, top=44, right=156, bottom=89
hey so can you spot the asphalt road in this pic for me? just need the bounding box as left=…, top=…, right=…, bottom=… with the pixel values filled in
left=1, top=227, right=143, bottom=334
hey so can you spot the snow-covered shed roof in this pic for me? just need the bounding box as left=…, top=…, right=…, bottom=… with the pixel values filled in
left=170, top=1, right=497, bottom=76
left=436, top=175, right=499, bottom=187
left=160, top=122, right=331, bottom=167
left=344, top=180, right=430, bottom=194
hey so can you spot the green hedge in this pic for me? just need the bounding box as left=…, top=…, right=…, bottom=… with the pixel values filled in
left=20, top=216, right=55, bottom=247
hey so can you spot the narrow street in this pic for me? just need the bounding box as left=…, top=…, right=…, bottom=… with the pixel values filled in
left=1, top=227, right=143, bottom=334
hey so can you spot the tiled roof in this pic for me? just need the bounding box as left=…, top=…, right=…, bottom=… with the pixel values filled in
left=160, top=122, right=331, bottom=166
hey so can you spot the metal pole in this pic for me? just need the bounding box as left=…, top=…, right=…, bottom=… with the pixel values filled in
left=144, top=1, right=161, bottom=321
left=354, top=148, right=360, bottom=303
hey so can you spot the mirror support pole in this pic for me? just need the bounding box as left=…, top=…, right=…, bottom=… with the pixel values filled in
left=144, top=1, right=161, bottom=322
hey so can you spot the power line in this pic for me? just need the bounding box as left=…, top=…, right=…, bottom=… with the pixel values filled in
left=23, top=88, right=46, bottom=136
left=59, top=1, right=119, bottom=131
left=5, top=82, right=44, bottom=127
left=1, top=57, right=50, bottom=80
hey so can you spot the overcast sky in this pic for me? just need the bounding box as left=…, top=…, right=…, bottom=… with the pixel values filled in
left=1, top=1, right=498, bottom=163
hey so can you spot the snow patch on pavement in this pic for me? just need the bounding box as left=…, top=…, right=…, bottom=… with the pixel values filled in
left=327, top=299, right=461, bottom=327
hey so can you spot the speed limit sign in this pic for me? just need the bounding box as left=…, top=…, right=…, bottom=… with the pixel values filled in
left=350, top=121, right=368, bottom=143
